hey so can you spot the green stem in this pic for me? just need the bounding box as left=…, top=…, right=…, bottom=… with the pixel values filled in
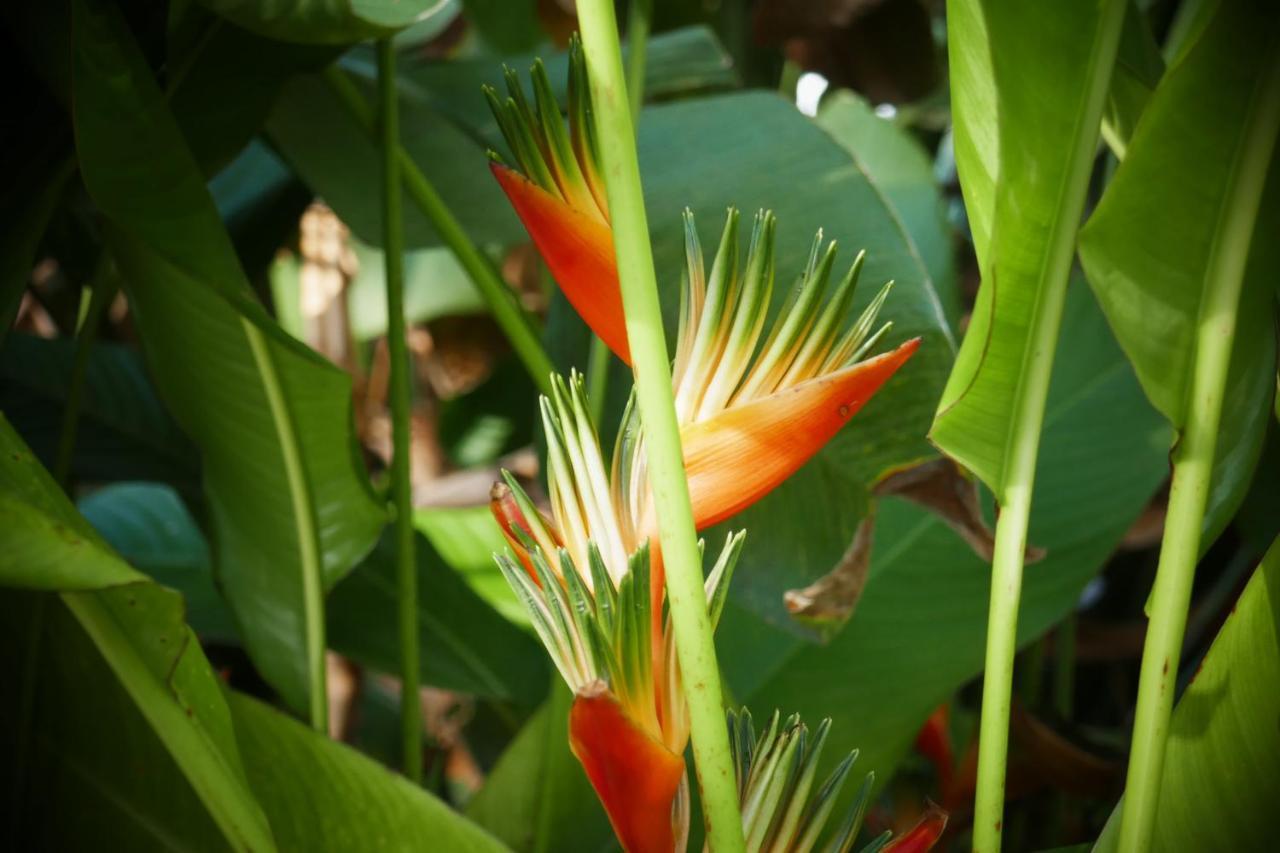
left=54, top=261, right=118, bottom=489
left=585, top=0, right=652, bottom=425
left=971, top=5, right=1126, bottom=850
left=1117, top=50, right=1280, bottom=853
left=377, top=39, right=422, bottom=784
left=575, top=4, right=746, bottom=851
left=321, top=66, right=555, bottom=398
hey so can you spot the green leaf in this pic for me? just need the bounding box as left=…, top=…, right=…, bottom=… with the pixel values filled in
left=79, top=482, right=241, bottom=643
left=192, top=0, right=445, bottom=45
left=1094, top=537, right=1280, bottom=851
left=724, top=282, right=1168, bottom=807
left=929, top=0, right=1126, bottom=497
left=399, top=25, right=738, bottom=133
left=1079, top=2, right=1280, bottom=547
left=328, top=529, right=549, bottom=704
left=227, top=691, right=508, bottom=852
left=414, top=505, right=529, bottom=626
left=459, top=0, right=542, bottom=54
left=72, top=0, right=386, bottom=714
left=1101, top=1, right=1165, bottom=157
left=466, top=682, right=612, bottom=853
left=266, top=26, right=738, bottom=250
left=0, top=334, right=199, bottom=493
left=0, top=413, right=143, bottom=591
left=815, top=90, right=961, bottom=328
left=0, top=417, right=275, bottom=852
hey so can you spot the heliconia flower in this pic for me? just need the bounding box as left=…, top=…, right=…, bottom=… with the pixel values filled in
left=491, top=372, right=744, bottom=852
left=485, top=55, right=918, bottom=545
left=726, top=708, right=947, bottom=853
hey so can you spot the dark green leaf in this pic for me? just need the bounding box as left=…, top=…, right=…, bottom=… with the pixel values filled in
left=267, top=27, right=739, bottom=250
left=79, top=482, right=241, bottom=643
left=1079, top=3, right=1280, bottom=546
left=328, top=529, right=549, bottom=704
left=1102, top=1, right=1165, bottom=156
left=193, top=0, right=444, bottom=45
left=0, top=334, right=199, bottom=493
left=0, top=417, right=275, bottom=851
left=228, top=691, right=508, bottom=851
left=73, top=0, right=386, bottom=713
left=466, top=682, right=612, bottom=853
left=815, top=90, right=961, bottom=327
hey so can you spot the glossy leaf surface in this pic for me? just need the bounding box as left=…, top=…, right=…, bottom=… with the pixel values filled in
left=0, top=416, right=274, bottom=852
left=930, top=0, right=1125, bottom=496
left=72, top=0, right=386, bottom=713
left=1079, top=2, right=1280, bottom=545
left=229, top=692, right=508, bottom=852
left=1094, top=537, right=1280, bottom=851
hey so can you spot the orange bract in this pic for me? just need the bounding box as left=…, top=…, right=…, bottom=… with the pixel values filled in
left=570, top=685, right=687, bottom=853
left=491, top=163, right=630, bottom=364
left=676, top=337, right=920, bottom=532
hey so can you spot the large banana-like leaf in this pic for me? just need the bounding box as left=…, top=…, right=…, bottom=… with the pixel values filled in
left=1079, top=1, right=1280, bottom=545
left=929, top=0, right=1126, bottom=496
left=229, top=692, right=509, bottom=852
left=0, top=416, right=275, bottom=852
left=1094, top=537, right=1280, bottom=850
left=193, top=0, right=443, bottom=45
left=71, top=0, right=386, bottom=715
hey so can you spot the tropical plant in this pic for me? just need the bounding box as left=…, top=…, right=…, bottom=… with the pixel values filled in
left=3, top=0, right=1277, bottom=852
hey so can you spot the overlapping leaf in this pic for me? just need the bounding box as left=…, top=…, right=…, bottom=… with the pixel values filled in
left=1079, top=2, right=1280, bottom=546
left=930, top=0, right=1127, bottom=496
left=0, top=416, right=275, bottom=852
left=72, top=0, right=386, bottom=713
left=1094, top=537, right=1280, bottom=851
left=193, top=0, right=443, bottom=45
left=229, top=691, right=508, bottom=852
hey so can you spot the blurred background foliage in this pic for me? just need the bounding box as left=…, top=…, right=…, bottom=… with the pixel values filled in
left=1, top=0, right=1276, bottom=850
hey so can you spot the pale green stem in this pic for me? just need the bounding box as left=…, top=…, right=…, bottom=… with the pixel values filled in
left=376, top=39, right=422, bottom=784
left=1118, top=49, right=1280, bottom=853
left=971, top=4, right=1126, bottom=850
left=322, top=66, right=555, bottom=398
left=54, top=261, right=117, bottom=489
left=575, top=4, right=746, bottom=850
left=585, top=0, right=652, bottom=424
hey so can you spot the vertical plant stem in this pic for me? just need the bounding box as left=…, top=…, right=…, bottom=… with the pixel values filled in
left=971, top=5, right=1126, bottom=850
left=377, top=39, right=422, bottom=783
left=322, top=66, right=555, bottom=398
left=54, top=260, right=118, bottom=488
left=1118, top=53, right=1280, bottom=852
left=585, top=0, right=652, bottom=424
left=575, top=4, right=746, bottom=850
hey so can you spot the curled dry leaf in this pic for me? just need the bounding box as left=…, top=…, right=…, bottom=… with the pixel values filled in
left=785, top=510, right=876, bottom=629
left=873, top=458, right=1047, bottom=563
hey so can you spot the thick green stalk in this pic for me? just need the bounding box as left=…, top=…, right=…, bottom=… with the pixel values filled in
left=575, top=4, right=746, bottom=850
left=322, top=66, right=554, bottom=398
left=971, top=4, right=1126, bottom=849
left=377, top=39, right=422, bottom=783
left=1118, top=53, right=1280, bottom=852
left=54, top=262, right=118, bottom=488
left=585, top=0, right=652, bottom=424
